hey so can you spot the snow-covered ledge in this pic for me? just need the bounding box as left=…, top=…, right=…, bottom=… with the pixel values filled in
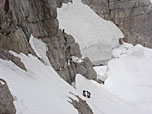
left=29, top=35, right=51, bottom=65
left=0, top=79, right=6, bottom=86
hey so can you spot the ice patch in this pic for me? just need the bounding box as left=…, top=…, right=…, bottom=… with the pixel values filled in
left=29, top=35, right=51, bottom=65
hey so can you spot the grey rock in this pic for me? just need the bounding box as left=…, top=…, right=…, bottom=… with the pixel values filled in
left=0, top=79, right=16, bottom=114
left=69, top=43, right=82, bottom=58
left=0, top=50, right=26, bottom=71
left=0, top=28, right=31, bottom=54
left=76, top=64, right=88, bottom=76
left=76, top=57, right=97, bottom=80
left=82, top=0, right=152, bottom=48
left=69, top=93, right=93, bottom=114
left=58, top=67, right=71, bottom=84
left=0, top=0, right=58, bottom=66
left=57, top=0, right=73, bottom=8
left=0, top=0, right=97, bottom=85
left=68, top=63, right=77, bottom=82
left=46, top=30, right=97, bottom=84
left=0, top=0, right=31, bottom=54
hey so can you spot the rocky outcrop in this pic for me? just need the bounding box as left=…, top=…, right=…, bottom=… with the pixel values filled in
left=44, top=29, right=97, bottom=84
left=69, top=94, right=93, bottom=114
left=0, top=0, right=97, bottom=84
left=57, top=0, right=73, bottom=8
left=0, top=0, right=33, bottom=54
left=82, top=0, right=152, bottom=48
left=0, top=79, right=16, bottom=114
left=0, top=50, right=26, bottom=70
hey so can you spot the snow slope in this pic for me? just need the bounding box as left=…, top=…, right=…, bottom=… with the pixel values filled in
left=0, top=36, right=102, bottom=114
left=57, top=0, right=124, bottom=65
left=75, top=43, right=152, bottom=114
left=0, top=0, right=151, bottom=113
left=0, top=37, right=79, bottom=114
left=106, top=44, right=152, bottom=103
left=0, top=52, right=79, bottom=114
left=0, top=42, right=152, bottom=114
left=29, top=35, right=51, bottom=65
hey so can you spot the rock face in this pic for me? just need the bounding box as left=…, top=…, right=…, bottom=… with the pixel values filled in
left=0, top=50, right=26, bottom=70
left=69, top=95, right=93, bottom=114
left=0, top=0, right=32, bottom=54
left=0, top=0, right=97, bottom=84
left=82, top=0, right=152, bottom=48
left=0, top=0, right=97, bottom=112
left=0, top=79, right=16, bottom=114
left=45, top=30, right=97, bottom=84
left=57, top=0, right=73, bottom=8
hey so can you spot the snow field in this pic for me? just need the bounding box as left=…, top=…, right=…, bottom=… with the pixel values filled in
left=0, top=52, right=79, bottom=114
left=57, top=0, right=124, bottom=64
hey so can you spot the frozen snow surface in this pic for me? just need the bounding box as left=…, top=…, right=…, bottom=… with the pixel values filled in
left=0, top=43, right=152, bottom=114
left=76, top=43, right=152, bottom=114
left=29, top=35, right=51, bottom=65
left=0, top=53, right=79, bottom=114
left=106, top=43, right=152, bottom=103
left=0, top=0, right=152, bottom=113
left=57, top=0, right=124, bottom=65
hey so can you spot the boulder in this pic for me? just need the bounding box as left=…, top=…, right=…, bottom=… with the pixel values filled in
left=69, top=94, right=93, bottom=114
left=0, top=50, right=26, bottom=71
left=76, top=57, right=97, bottom=80
left=0, top=79, right=16, bottom=114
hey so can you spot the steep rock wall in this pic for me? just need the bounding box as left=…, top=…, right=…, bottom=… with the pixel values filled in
left=0, top=0, right=97, bottom=84
left=82, top=0, right=152, bottom=48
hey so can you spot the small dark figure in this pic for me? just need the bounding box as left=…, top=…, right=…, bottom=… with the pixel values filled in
left=87, top=91, right=91, bottom=98
left=64, top=37, right=67, bottom=43
left=102, top=81, right=105, bottom=85
left=83, top=90, right=86, bottom=97
left=70, top=57, right=73, bottom=64
left=63, top=29, right=65, bottom=34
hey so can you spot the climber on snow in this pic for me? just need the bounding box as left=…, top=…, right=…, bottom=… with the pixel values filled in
left=83, top=90, right=91, bottom=98
left=83, top=90, right=86, bottom=97
left=87, top=91, right=91, bottom=98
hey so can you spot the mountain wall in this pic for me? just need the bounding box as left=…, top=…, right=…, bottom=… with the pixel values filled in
left=0, top=0, right=97, bottom=84
left=82, top=0, right=152, bottom=48
left=0, top=0, right=97, bottom=112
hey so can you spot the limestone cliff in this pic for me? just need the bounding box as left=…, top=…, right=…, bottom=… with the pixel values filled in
left=0, top=0, right=96, bottom=112
left=82, top=0, right=152, bottom=48
left=0, top=0, right=97, bottom=84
